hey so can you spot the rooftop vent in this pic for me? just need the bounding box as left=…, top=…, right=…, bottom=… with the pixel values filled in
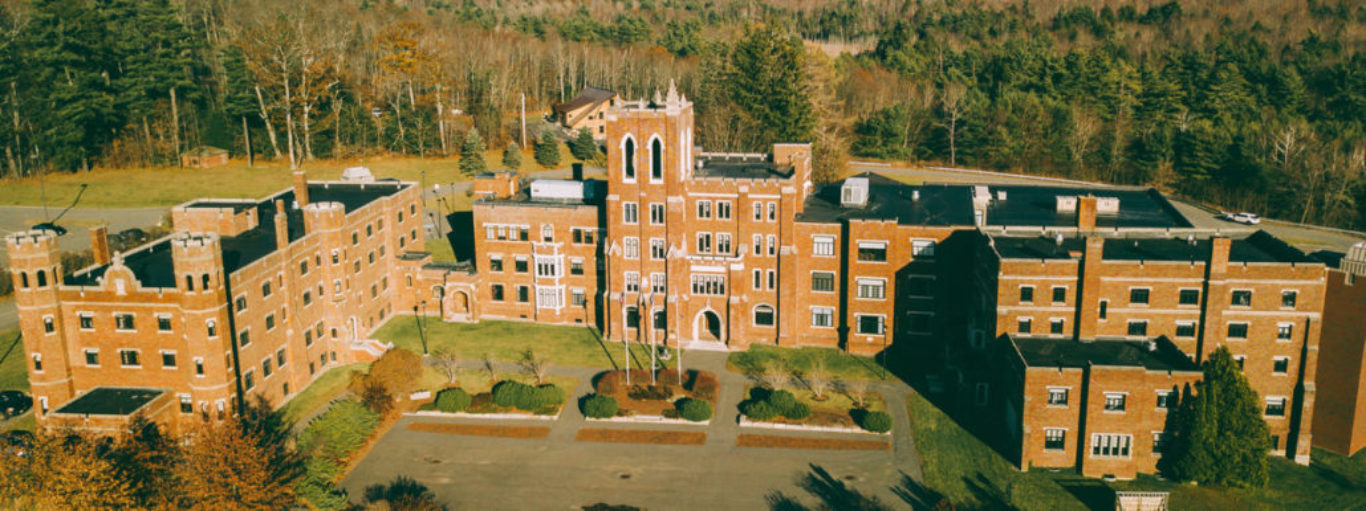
left=841, top=177, right=869, bottom=208
left=530, top=179, right=586, bottom=201
left=911, top=190, right=920, bottom=201
left=996, top=190, right=1008, bottom=201
left=340, top=166, right=375, bottom=183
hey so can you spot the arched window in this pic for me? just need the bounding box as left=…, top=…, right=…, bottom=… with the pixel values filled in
left=754, top=305, right=775, bottom=327
left=36, top=270, right=46, bottom=288
left=650, top=137, right=663, bottom=180
left=185, top=275, right=195, bottom=291
left=625, top=306, right=640, bottom=329
left=432, top=285, right=444, bottom=301
left=623, top=138, right=636, bottom=180
left=202, top=274, right=211, bottom=289
left=653, top=309, right=667, bottom=330
left=20, top=272, right=28, bottom=288
left=206, top=320, right=217, bottom=337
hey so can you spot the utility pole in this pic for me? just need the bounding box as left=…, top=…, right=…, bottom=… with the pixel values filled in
left=171, top=87, right=181, bottom=168
left=520, top=92, right=527, bottom=149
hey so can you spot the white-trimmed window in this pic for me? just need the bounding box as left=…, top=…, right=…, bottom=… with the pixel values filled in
left=119, top=349, right=142, bottom=368
left=1051, top=286, right=1068, bottom=303
left=650, top=273, right=666, bottom=293
left=84, top=349, right=100, bottom=367
left=650, top=239, right=666, bottom=260
left=1044, top=428, right=1067, bottom=451
left=42, top=315, right=54, bottom=334
left=1019, top=286, right=1035, bottom=302
left=649, top=203, right=665, bottom=225
left=1153, top=431, right=1169, bottom=455
left=767, top=202, right=777, bottom=221
left=1018, top=317, right=1033, bottom=334
left=244, top=369, right=255, bottom=391
left=623, top=202, right=639, bottom=224
left=572, top=288, right=587, bottom=307
left=570, top=258, right=585, bottom=275
left=623, top=136, right=637, bottom=180
left=753, top=234, right=763, bottom=256
left=716, top=201, right=732, bottom=219
left=31, top=353, right=42, bottom=373
left=265, top=313, right=276, bottom=332
left=856, top=278, right=886, bottom=300
left=78, top=313, right=94, bottom=330
left=1129, top=287, right=1150, bottom=305
left=811, top=307, right=834, bottom=328
left=1103, top=393, right=1127, bottom=412
left=1127, top=320, right=1148, bottom=337
left=691, top=274, right=726, bottom=295
left=717, top=233, right=732, bottom=254
left=1156, top=390, right=1175, bottom=410
left=1175, top=321, right=1197, bottom=338
left=537, top=287, right=564, bottom=309
left=535, top=256, right=562, bottom=278
left=812, top=235, right=836, bottom=257
left=1090, top=433, right=1132, bottom=458
left=541, top=224, right=554, bottom=242
left=856, top=314, right=884, bottom=335
left=194, top=357, right=205, bottom=376
left=911, top=239, right=936, bottom=258
left=115, top=313, right=135, bottom=331
left=1282, top=290, right=1298, bottom=308
left=696, top=233, right=712, bottom=254
left=206, top=320, right=217, bottom=338
left=752, top=270, right=762, bottom=290
left=752, top=202, right=762, bottom=221
left=161, top=350, right=177, bottom=369
left=1227, top=322, right=1249, bottom=339
left=624, top=272, right=640, bottom=293
left=1231, top=289, right=1252, bottom=307
left=857, top=241, right=887, bottom=262
left=1048, top=387, right=1069, bottom=406
left=767, top=235, right=777, bottom=256
left=812, top=272, right=836, bottom=292
left=696, top=200, right=712, bottom=219
left=767, top=270, right=776, bottom=290
left=753, top=305, right=775, bottom=327
left=179, top=394, right=193, bottom=414
left=1276, top=322, right=1293, bottom=341
left=1273, top=356, right=1290, bottom=375
left=1265, top=397, right=1287, bottom=417
left=624, top=237, right=639, bottom=259
left=1178, top=288, right=1200, bottom=305
left=1049, top=318, right=1065, bottom=335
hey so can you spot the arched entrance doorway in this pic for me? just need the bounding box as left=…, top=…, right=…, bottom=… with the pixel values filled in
left=450, top=290, right=471, bottom=322
left=693, top=310, right=722, bottom=342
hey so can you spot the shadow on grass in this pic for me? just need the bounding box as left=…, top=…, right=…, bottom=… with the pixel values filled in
left=0, top=332, right=21, bottom=372
left=765, top=464, right=892, bottom=511
left=589, top=329, right=623, bottom=371
left=891, top=471, right=950, bottom=510
left=1052, top=476, right=1114, bottom=511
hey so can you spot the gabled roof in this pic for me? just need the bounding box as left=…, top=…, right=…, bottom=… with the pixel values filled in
left=554, top=86, right=616, bottom=116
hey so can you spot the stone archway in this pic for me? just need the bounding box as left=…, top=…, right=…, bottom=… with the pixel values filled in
left=693, top=309, right=723, bottom=342
left=452, top=291, right=470, bottom=314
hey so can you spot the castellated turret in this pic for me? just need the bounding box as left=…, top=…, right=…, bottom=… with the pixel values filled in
left=304, top=201, right=347, bottom=235
left=4, top=230, right=74, bottom=413
left=171, top=232, right=225, bottom=304
left=6, top=230, right=61, bottom=304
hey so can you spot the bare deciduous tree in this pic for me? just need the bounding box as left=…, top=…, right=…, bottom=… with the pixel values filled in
left=759, top=361, right=788, bottom=389
left=804, top=360, right=832, bottom=400
left=429, top=347, right=461, bottom=384
left=480, top=352, right=498, bottom=382
left=841, top=379, right=871, bottom=408
left=521, top=349, right=550, bottom=385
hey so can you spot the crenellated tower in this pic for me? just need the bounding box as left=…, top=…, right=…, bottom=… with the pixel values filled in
left=4, top=230, right=72, bottom=416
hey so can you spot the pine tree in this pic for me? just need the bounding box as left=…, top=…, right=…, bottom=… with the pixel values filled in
left=535, top=129, right=561, bottom=168
left=502, top=141, right=523, bottom=170
left=1160, top=347, right=1271, bottom=488
left=726, top=23, right=816, bottom=149
left=459, top=128, right=487, bottom=175
left=570, top=128, right=597, bottom=161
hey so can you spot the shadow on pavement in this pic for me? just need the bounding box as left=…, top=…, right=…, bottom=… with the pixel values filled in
left=765, top=464, right=892, bottom=511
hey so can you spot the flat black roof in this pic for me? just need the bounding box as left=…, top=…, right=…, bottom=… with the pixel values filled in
left=992, top=231, right=1318, bottom=264
left=694, top=156, right=792, bottom=180
left=53, top=387, right=164, bottom=416
left=184, top=200, right=255, bottom=212
left=66, top=182, right=409, bottom=287
left=477, top=179, right=606, bottom=208
left=1011, top=336, right=1198, bottom=372
left=797, top=173, right=1190, bottom=229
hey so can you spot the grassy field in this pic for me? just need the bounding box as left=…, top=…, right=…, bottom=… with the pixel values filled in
left=0, top=150, right=538, bottom=209
left=373, top=318, right=675, bottom=370
left=0, top=329, right=28, bottom=392
left=904, top=392, right=1086, bottom=510
left=1107, top=448, right=1366, bottom=510
left=279, top=362, right=368, bottom=425
left=727, top=344, right=885, bottom=381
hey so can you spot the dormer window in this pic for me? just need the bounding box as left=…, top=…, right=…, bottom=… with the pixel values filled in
left=841, top=177, right=869, bottom=207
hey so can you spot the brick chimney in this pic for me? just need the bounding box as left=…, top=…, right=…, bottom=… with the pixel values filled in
left=473, top=171, right=520, bottom=199
left=1209, top=236, right=1231, bottom=275
left=1076, top=236, right=1105, bottom=340
left=90, top=225, right=111, bottom=266
left=293, top=170, right=310, bottom=206
left=1077, top=195, right=1098, bottom=231
left=274, top=199, right=289, bottom=250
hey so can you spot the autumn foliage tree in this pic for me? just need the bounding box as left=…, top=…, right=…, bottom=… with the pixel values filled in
left=176, top=420, right=298, bottom=508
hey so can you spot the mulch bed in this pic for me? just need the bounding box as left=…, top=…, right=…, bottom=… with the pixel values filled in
left=594, top=369, right=719, bottom=417
left=407, top=422, right=551, bottom=439
left=736, top=434, right=890, bottom=451
left=575, top=428, right=707, bottom=445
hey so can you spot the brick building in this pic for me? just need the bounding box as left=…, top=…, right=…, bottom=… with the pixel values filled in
left=1314, top=243, right=1366, bottom=456
left=8, top=171, right=428, bottom=432
left=3, top=82, right=1339, bottom=481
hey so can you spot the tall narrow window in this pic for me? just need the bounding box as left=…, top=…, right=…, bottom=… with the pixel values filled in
left=650, top=138, right=663, bottom=180
left=623, top=138, right=636, bottom=180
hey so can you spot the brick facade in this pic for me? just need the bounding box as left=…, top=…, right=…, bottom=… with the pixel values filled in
left=1315, top=256, right=1366, bottom=456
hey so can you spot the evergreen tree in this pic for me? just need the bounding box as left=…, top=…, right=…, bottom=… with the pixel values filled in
left=459, top=128, right=487, bottom=175
left=569, top=127, right=596, bottom=161
left=1160, top=347, right=1271, bottom=488
left=726, top=23, right=816, bottom=149
left=534, top=129, right=561, bottom=168
left=502, top=141, right=523, bottom=170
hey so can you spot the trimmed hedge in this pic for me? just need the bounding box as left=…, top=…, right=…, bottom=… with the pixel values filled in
left=741, top=387, right=810, bottom=421
left=434, top=388, right=472, bottom=413
left=582, top=393, right=619, bottom=418
left=676, top=398, right=713, bottom=422
left=492, top=380, right=566, bottom=411
left=298, top=400, right=381, bottom=464
left=742, top=400, right=778, bottom=421
left=858, top=410, right=893, bottom=433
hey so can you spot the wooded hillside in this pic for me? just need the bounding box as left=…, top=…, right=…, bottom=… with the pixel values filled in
left=2, top=0, right=1365, bottom=229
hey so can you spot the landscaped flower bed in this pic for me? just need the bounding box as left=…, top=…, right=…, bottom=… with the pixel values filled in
left=416, top=369, right=576, bottom=417
left=586, top=369, right=719, bottom=421
left=738, top=385, right=888, bottom=431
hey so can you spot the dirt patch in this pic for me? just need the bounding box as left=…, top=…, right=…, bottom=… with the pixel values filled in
left=593, top=369, right=719, bottom=417
left=575, top=428, right=706, bottom=445
left=407, top=422, right=550, bottom=439
left=736, top=434, right=889, bottom=451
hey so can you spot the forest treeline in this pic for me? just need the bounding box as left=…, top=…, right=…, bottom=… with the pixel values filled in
left=2, top=0, right=1366, bottom=229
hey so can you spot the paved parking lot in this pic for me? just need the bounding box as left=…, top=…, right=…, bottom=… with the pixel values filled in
left=341, top=352, right=924, bottom=510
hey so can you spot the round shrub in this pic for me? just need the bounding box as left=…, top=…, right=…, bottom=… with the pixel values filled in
left=783, top=401, right=812, bottom=420
left=582, top=394, right=619, bottom=418
left=434, top=388, right=472, bottom=413
left=742, top=400, right=778, bottom=421
left=676, top=398, right=713, bottom=422
left=748, top=387, right=773, bottom=402
left=858, top=410, right=893, bottom=433
left=531, top=385, right=566, bottom=409
left=767, top=389, right=797, bottom=415
left=492, top=380, right=533, bottom=409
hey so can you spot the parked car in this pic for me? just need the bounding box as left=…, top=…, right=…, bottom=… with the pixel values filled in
left=0, top=390, right=33, bottom=419
left=110, top=227, right=149, bottom=251
left=30, top=222, right=67, bottom=236
left=1225, top=211, right=1262, bottom=225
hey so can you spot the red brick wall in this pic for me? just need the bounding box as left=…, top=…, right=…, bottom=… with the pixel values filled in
left=1315, top=269, right=1366, bottom=456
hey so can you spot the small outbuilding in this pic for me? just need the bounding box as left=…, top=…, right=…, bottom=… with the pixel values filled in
left=181, top=146, right=229, bottom=168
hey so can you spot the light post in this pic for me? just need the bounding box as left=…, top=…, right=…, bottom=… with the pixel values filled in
left=414, top=301, right=429, bottom=355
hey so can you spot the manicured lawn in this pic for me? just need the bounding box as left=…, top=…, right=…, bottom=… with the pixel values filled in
left=728, top=345, right=884, bottom=381
left=420, top=367, right=577, bottom=398
left=1108, top=448, right=1366, bottom=510
left=0, top=329, right=29, bottom=392
left=425, top=238, right=458, bottom=263
left=742, top=384, right=886, bottom=428
left=280, top=362, right=368, bottom=425
left=904, top=392, right=1085, bottom=510
left=373, top=318, right=675, bottom=369
left=0, top=152, right=523, bottom=208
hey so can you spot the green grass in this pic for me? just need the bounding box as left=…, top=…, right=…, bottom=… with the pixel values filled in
left=0, top=329, right=29, bottom=392
left=727, top=344, right=884, bottom=381
left=1109, top=448, right=1366, bottom=510
left=905, top=392, right=1086, bottom=510
left=279, top=362, right=368, bottom=425
left=425, top=238, right=458, bottom=263
left=372, top=318, right=675, bottom=370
